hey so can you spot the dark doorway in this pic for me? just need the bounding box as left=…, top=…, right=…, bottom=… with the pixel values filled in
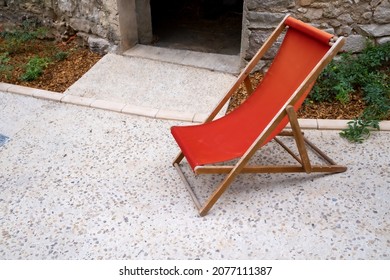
left=150, top=0, right=243, bottom=55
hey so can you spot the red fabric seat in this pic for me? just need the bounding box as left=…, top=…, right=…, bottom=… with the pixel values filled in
left=171, top=17, right=333, bottom=171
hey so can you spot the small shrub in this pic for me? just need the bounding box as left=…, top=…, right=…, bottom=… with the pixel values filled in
left=0, top=52, right=14, bottom=80
left=310, top=42, right=389, bottom=142
left=340, top=119, right=380, bottom=143
left=0, top=52, right=10, bottom=64
left=33, top=27, right=49, bottom=39
left=54, top=51, right=68, bottom=61
left=20, top=56, right=50, bottom=81
left=0, top=37, right=24, bottom=54
left=0, top=20, right=48, bottom=54
left=362, top=73, right=390, bottom=120
left=310, top=42, right=389, bottom=108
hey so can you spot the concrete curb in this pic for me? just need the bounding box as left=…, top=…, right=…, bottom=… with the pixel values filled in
left=2, top=82, right=390, bottom=130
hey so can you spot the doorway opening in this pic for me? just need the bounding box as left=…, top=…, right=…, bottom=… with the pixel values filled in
left=149, top=0, right=243, bottom=55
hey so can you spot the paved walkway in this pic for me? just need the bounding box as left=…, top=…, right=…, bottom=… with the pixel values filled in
left=0, top=48, right=389, bottom=259
left=64, top=46, right=241, bottom=123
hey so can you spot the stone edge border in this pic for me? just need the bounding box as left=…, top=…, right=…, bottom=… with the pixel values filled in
left=2, top=82, right=390, bottom=131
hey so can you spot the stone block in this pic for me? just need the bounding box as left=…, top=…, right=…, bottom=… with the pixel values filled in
left=377, top=36, right=390, bottom=44
left=69, top=18, right=92, bottom=33
left=247, top=30, right=280, bottom=59
left=155, top=109, right=195, bottom=122
left=298, top=8, right=308, bottom=13
left=33, top=90, right=63, bottom=102
left=7, top=84, right=35, bottom=97
left=338, top=13, right=354, bottom=24
left=342, top=35, right=367, bottom=53
left=91, top=99, right=125, bottom=113
left=246, top=0, right=295, bottom=10
left=61, top=95, right=95, bottom=107
left=310, top=2, right=331, bottom=9
left=88, top=36, right=110, bottom=55
left=121, top=104, right=158, bottom=118
left=337, top=25, right=353, bottom=37
left=299, top=0, right=312, bottom=6
left=373, top=0, right=390, bottom=23
left=302, top=8, right=323, bottom=21
left=317, top=119, right=349, bottom=130
left=0, top=83, right=12, bottom=92
left=247, top=12, right=285, bottom=29
left=57, top=0, right=74, bottom=13
left=286, top=119, right=318, bottom=130
left=91, top=25, right=108, bottom=38
left=193, top=113, right=208, bottom=123
left=370, top=0, right=382, bottom=7
left=323, top=7, right=343, bottom=19
left=359, top=24, right=390, bottom=37
left=379, top=121, right=390, bottom=131
left=362, top=12, right=373, bottom=20
left=329, top=20, right=342, bottom=28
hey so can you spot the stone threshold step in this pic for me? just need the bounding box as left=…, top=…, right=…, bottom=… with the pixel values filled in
left=124, top=44, right=242, bottom=75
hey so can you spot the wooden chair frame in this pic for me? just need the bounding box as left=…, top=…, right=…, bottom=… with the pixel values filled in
left=172, top=15, right=347, bottom=216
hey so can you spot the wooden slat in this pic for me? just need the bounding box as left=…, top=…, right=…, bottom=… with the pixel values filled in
left=195, top=165, right=347, bottom=174
left=274, top=137, right=303, bottom=164
left=304, top=137, right=337, bottom=165
left=174, top=163, right=202, bottom=210
left=278, top=130, right=295, bottom=137
left=244, top=76, right=253, bottom=94
left=286, top=106, right=312, bottom=173
left=173, top=151, right=185, bottom=165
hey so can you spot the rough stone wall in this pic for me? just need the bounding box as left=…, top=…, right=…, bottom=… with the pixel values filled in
left=0, top=0, right=120, bottom=54
left=243, top=0, right=390, bottom=62
left=2, top=0, right=389, bottom=58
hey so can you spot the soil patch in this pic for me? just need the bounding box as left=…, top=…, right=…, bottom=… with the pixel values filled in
left=0, top=37, right=102, bottom=93
left=227, top=72, right=368, bottom=120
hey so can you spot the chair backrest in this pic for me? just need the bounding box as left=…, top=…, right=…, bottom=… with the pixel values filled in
left=220, top=17, right=339, bottom=149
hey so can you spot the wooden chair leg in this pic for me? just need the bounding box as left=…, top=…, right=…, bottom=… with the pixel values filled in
left=173, top=151, right=185, bottom=165
left=174, top=163, right=202, bottom=210
left=199, top=171, right=239, bottom=216
left=286, top=105, right=312, bottom=173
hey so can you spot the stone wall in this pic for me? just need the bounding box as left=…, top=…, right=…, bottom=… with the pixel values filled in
left=0, top=0, right=120, bottom=54
left=1, top=0, right=389, bottom=58
left=243, top=0, right=390, bottom=61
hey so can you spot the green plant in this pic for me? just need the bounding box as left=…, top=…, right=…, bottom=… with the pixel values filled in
left=53, top=51, right=69, bottom=61
left=0, top=37, right=23, bottom=54
left=310, top=42, right=389, bottom=142
left=20, top=56, right=50, bottom=81
left=0, top=20, right=48, bottom=54
left=340, top=118, right=380, bottom=143
left=309, top=53, right=355, bottom=103
left=311, top=43, right=389, bottom=104
left=362, top=72, right=390, bottom=118
left=0, top=52, right=14, bottom=80
left=0, top=52, right=10, bottom=64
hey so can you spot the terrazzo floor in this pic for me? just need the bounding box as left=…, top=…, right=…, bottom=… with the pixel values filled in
left=0, top=91, right=389, bottom=260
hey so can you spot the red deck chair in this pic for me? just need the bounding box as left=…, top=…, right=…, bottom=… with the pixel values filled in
left=171, top=15, right=347, bottom=216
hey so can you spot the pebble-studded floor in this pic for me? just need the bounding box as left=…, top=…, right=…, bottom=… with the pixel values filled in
left=0, top=91, right=389, bottom=260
